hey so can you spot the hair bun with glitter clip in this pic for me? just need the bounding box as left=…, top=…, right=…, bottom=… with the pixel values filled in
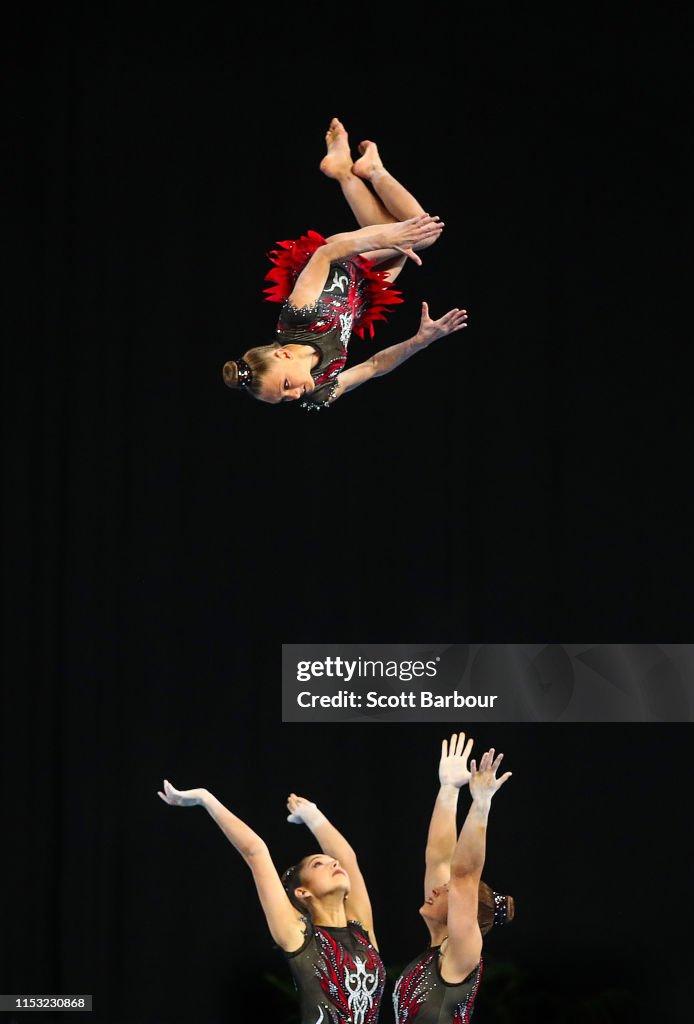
left=492, top=891, right=514, bottom=927
left=222, top=357, right=254, bottom=390
left=477, top=881, right=515, bottom=936
left=235, top=358, right=253, bottom=388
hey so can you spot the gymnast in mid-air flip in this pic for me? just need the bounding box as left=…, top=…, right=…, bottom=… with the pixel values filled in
left=223, top=117, right=468, bottom=409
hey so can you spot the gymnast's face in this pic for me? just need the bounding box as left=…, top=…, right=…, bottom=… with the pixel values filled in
left=257, top=348, right=316, bottom=404
left=420, top=882, right=449, bottom=923
left=296, top=855, right=350, bottom=902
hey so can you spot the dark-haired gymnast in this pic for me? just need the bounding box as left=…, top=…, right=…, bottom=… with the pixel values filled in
left=392, top=733, right=514, bottom=1023
left=158, top=779, right=384, bottom=1023
left=222, top=117, right=468, bottom=409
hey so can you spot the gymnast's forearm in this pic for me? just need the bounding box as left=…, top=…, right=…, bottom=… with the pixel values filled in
left=311, top=816, right=360, bottom=867
left=369, top=333, right=429, bottom=377
left=292, top=800, right=360, bottom=869
left=199, top=791, right=269, bottom=863
left=425, top=784, right=461, bottom=866
left=323, top=215, right=441, bottom=263
left=322, top=225, right=392, bottom=261
left=450, top=799, right=490, bottom=880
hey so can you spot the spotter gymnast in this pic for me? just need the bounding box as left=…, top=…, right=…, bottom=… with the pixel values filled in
left=393, top=734, right=514, bottom=1022
left=158, top=780, right=385, bottom=1023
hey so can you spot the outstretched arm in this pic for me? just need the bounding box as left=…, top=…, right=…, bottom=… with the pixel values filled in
left=328, top=302, right=468, bottom=403
left=286, top=794, right=377, bottom=945
left=444, top=750, right=512, bottom=982
left=158, top=779, right=304, bottom=952
left=424, top=732, right=474, bottom=898
left=288, top=216, right=444, bottom=309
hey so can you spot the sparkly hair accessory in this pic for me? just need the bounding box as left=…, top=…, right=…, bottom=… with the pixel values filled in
left=281, top=864, right=300, bottom=891
left=235, top=358, right=253, bottom=388
left=492, top=892, right=509, bottom=927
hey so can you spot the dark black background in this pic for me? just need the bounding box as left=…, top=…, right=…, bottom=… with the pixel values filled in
left=2, top=1, right=692, bottom=1021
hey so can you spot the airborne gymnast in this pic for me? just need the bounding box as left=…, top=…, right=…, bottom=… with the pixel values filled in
left=223, top=118, right=468, bottom=409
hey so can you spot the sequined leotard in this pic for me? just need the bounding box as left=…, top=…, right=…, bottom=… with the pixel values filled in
left=285, top=917, right=385, bottom=1023
left=393, top=949, right=482, bottom=1023
left=264, top=230, right=403, bottom=410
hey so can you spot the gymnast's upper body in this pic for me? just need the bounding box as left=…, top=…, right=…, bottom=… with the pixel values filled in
left=158, top=782, right=385, bottom=1023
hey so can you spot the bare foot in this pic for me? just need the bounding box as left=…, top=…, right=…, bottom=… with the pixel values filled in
left=352, top=140, right=386, bottom=181
left=320, top=117, right=353, bottom=179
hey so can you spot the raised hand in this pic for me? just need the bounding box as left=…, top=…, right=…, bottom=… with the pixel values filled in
left=469, top=749, right=512, bottom=806
left=286, top=793, right=325, bottom=829
left=157, top=778, right=206, bottom=807
left=417, top=301, right=468, bottom=346
left=379, top=214, right=445, bottom=264
left=439, top=731, right=474, bottom=788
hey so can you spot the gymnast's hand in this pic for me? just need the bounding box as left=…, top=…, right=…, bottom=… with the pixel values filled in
left=439, top=731, right=474, bottom=788
left=157, top=778, right=207, bottom=807
left=378, top=214, right=444, bottom=265
left=469, top=749, right=512, bottom=807
left=416, top=302, right=468, bottom=346
left=286, top=793, right=325, bottom=829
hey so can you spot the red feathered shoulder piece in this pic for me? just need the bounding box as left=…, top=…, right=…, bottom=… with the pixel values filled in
left=263, top=231, right=403, bottom=340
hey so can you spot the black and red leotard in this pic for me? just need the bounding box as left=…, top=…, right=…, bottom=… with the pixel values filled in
left=284, top=917, right=385, bottom=1023
left=264, top=231, right=403, bottom=410
left=393, top=948, right=483, bottom=1023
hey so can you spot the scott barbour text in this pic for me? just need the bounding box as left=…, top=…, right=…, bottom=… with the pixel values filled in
left=297, top=690, right=499, bottom=709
